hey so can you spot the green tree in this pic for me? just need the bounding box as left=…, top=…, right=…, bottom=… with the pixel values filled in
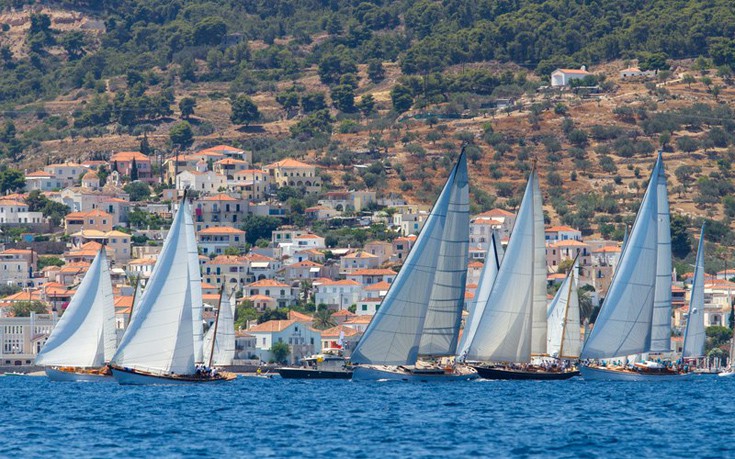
left=682, top=74, right=696, bottom=89
left=11, top=301, right=47, bottom=317
left=230, top=95, right=261, bottom=126
left=170, top=121, right=194, bottom=149
left=130, top=158, right=139, bottom=181
left=179, top=97, right=196, bottom=119
left=357, top=94, right=376, bottom=116
left=124, top=181, right=151, bottom=201
left=270, top=341, right=290, bottom=364
left=193, top=17, right=227, bottom=46
left=60, top=31, right=86, bottom=60
left=331, top=84, right=355, bottom=112
left=0, top=169, right=25, bottom=193
left=367, top=59, right=385, bottom=83
left=301, top=92, right=326, bottom=113
left=240, top=215, right=281, bottom=245
left=38, top=256, right=64, bottom=270
left=391, top=84, right=413, bottom=113
left=671, top=214, right=692, bottom=258
left=312, top=305, right=336, bottom=330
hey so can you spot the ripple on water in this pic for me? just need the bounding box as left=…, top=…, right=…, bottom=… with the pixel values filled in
left=0, top=376, right=732, bottom=457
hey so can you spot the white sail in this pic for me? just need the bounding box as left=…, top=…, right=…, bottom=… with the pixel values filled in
left=651, top=153, right=672, bottom=352
left=546, top=260, right=581, bottom=358
left=351, top=153, right=469, bottom=365
left=203, top=293, right=236, bottom=366
left=581, top=155, right=662, bottom=359
left=457, top=232, right=504, bottom=359
left=111, top=203, right=196, bottom=376
left=682, top=225, right=706, bottom=359
left=36, top=249, right=115, bottom=367
left=185, top=201, right=204, bottom=364
left=464, top=170, right=544, bottom=363
left=530, top=170, right=547, bottom=356
left=230, top=291, right=237, bottom=318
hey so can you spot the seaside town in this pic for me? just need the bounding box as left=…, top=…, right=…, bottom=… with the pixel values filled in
left=0, top=142, right=731, bottom=370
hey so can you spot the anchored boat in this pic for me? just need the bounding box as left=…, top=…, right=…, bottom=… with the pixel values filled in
left=110, top=193, right=235, bottom=384
left=277, top=349, right=352, bottom=379
left=36, top=247, right=116, bottom=382
left=351, top=151, right=477, bottom=382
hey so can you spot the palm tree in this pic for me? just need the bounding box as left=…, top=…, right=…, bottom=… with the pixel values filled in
left=312, top=304, right=336, bottom=330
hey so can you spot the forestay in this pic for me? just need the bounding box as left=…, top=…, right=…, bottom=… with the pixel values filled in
left=350, top=152, right=469, bottom=366
left=457, top=232, right=504, bottom=359
left=464, top=170, right=544, bottom=363
left=36, top=248, right=116, bottom=368
left=111, top=202, right=196, bottom=376
left=682, top=225, right=706, bottom=359
left=581, top=155, right=662, bottom=360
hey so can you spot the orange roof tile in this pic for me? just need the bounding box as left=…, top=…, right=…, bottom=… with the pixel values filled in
left=110, top=151, right=150, bottom=162
left=364, top=281, right=391, bottom=291
left=320, top=324, right=360, bottom=338
left=198, top=226, right=246, bottom=235
left=65, top=209, right=113, bottom=219
left=349, top=269, right=397, bottom=276
left=247, top=279, right=289, bottom=288
left=289, top=310, right=313, bottom=322
left=248, top=319, right=297, bottom=333
left=200, top=193, right=238, bottom=201
left=265, top=158, right=314, bottom=169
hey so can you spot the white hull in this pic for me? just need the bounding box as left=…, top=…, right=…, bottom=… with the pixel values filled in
left=718, top=370, right=735, bottom=378
left=111, top=368, right=234, bottom=385
left=45, top=367, right=112, bottom=382
left=580, top=365, right=694, bottom=381
left=352, top=365, right=478, bottom=382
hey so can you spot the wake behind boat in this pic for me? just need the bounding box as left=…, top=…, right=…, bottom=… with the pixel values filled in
left=350, top=150, right=477, bottom=382
left=110, top=192, right=235, bottom=385
left=35, top=247, right=117, bottom=382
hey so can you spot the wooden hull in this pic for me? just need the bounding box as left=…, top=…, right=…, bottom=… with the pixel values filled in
left=277, top=367, right=352, bottom=379
left=473, top=365, right=579, bottom=380
left=352, top=365, right=478, bottom=382
left=46, top=367, right=113, bottom=382
left=111, top=367, right=236, bottom=385
left=580, top=365, right=694, bottom=381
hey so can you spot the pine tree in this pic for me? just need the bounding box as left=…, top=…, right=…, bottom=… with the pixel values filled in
left=130, top=158, right=138, bottom=181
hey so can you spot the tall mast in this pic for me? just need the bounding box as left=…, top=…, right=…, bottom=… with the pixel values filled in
left=127, top=275, right=140, bottom=326
left=558, top=253, right=579, bottom=359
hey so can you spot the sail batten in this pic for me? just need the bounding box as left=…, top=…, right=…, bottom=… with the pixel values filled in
left=36, top=249, right=115, bottom=368
left=581, top=154, right=664, bottom=360
left=682, top=225, right=706, bottom=359
left=351, top=153, right=469, bottom=366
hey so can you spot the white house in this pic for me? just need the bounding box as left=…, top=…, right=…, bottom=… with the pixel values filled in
left=620, top=67, right=657, bottom=79
left=197, top=226, right=247, bottom=255
left=245, top=279, right=294, bottom=308
left=279, top=233, right=326, bottom=258
left=247, top=319, right=321, bottom=364
left=545, top=225, right=582, bottom=243
left=314, top=279, right=361, bottom=310
left=176, top=170, right=227, bottom=193
left=0, top=199, right=45, bottom=225
left=339, top=251, right=381, bottom=274
left=550, top=66, right=591, bottom=87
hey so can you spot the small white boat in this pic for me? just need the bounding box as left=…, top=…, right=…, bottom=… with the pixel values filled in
left=352, top=364, right=477, bottom=382
left=718, top=369, right=735, bottom=378
left=45, top=367, right=112, bottom=382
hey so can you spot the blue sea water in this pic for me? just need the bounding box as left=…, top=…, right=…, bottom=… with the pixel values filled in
left=0, top=375, right=732, bottom=458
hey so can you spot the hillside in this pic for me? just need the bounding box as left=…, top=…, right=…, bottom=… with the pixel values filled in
left=1, top=1, right=735, bottom=272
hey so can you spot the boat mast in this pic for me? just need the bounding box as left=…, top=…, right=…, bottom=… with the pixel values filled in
left=558, top=253, right=580, bottom=359
left=207, top=286, right=224, bottom=368
left=127, top=275, right=140, bottom=326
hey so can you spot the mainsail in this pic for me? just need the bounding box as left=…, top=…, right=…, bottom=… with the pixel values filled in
left=111, top=201, right=196, bottom=375
left=350, top=152, right=469, bottom=366
left=581, top=154, right=664, bottom=359
left=36, top=248, right=116, bottom=367
left=546, top=259, right=581, bottom=358
left=464, top=169, right=546, bottom=362
left=184, top=201, right=204, bottom=364
left=651, top=153, right=672, bottom=352
left=203, top=292, right=236, bottom=366
left=682, top=225, right=706, bottom=359
left=457, top=231, right=504, bottom=359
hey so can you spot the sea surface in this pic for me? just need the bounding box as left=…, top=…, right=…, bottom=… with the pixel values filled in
left=0, top=374, right=732, bottom=458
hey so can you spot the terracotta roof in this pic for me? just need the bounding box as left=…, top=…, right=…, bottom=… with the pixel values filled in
left=242, top=253, right=276, bottom=262
left=248, top=319, right=297, bottom=333
left=349, top=269, right=397, bottom=276
left=289, top=310, right=313, bottom=322
left=344, top=315, right=372, bottom=324
left=247, top=279, right=289, bottom=288
left=476, top=208, right=514, bottom=218
left=234, top=169, right=267, bottom=176
left=593, top=246, right=621, bottom=253
left=548, top=240, right=587, bottom=248
left=244, top=294, right=275, bottom=302
left=295, top=234, right=323, bottom=240
left=364, top=281, right=391, bottom=291
left=114, top=295, right=134, bottom=308
left=2, top=290, right=42, bottom=302
left=128, top=258, right=157, bottom=265
left=110, top=151, right=149, bottom=162
left=546, top=225, right=578, bottom=232
left=200, top=193, right=238, bottom=201
left=343, top=251, right=378, bottom=259
left=332, top=309, right=356, bottom=317
left=216, top=158, right=248, bottom=165
left=265, top=158, right=314, bottom=169
left=472, top=219, right=503, bottom=225
left=65, top=209, right=112, bottom=219
left=288, top=260, right=323, bottom=268
left=1, top=249, right=32, bottom=255
left=321, top=324, right=360, bottom=338
left=556, top=68, right=591, bottom=75
left=209, top=255, right=244, bottom=265
left=468, top=261, right=484, bottom=268
left=82, top=170, right=99, bottom=179
left=25, top=170, right=53, bottom=178
left=198, top=226, right=246, bottom=235
left=318, top=279, right=360, bottom=287
left=200, top=145, right=243, bottom=154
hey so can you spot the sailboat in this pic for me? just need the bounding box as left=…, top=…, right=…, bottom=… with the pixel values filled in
left=580, top=152, right=690, bottom=380
left=350, top=151, right=477, bottom=381
left=36, top=248, right=116, bottom=382
left=720, top=337, right=735, bottom=377
left=110, top=194, right=235, bottom=384
left=547, top=257, right=582, bottom=362
left=203, top=291, right=236, bottom=367
left=462, top=168, right=578, bottom=380
left=682, top=225, right=707, bottom=370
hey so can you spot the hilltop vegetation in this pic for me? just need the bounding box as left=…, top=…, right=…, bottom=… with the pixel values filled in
left=2, top=0, right=735, bottom=272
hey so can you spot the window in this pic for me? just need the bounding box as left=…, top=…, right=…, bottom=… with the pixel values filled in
left=362, top=305, right=367, bottom=311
